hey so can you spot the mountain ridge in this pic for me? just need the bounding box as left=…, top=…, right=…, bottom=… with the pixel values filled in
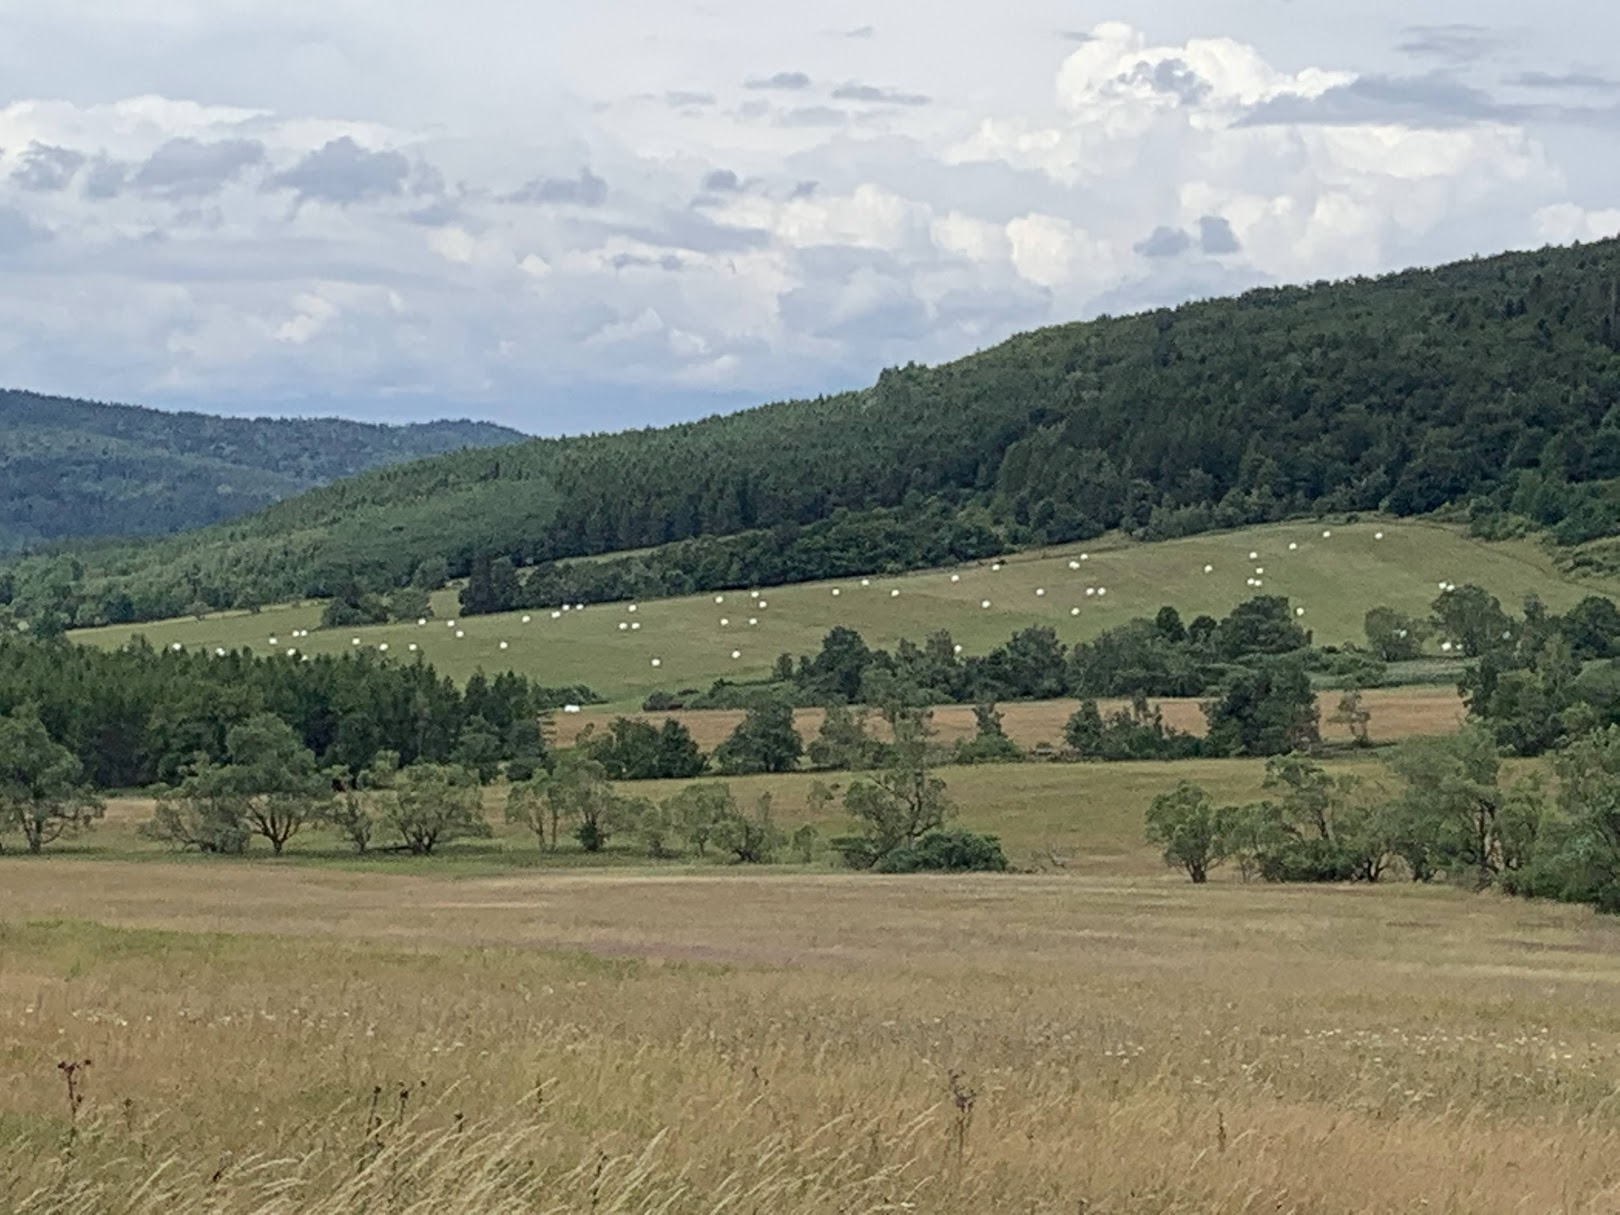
left=0, top=388, right=524, bottom=552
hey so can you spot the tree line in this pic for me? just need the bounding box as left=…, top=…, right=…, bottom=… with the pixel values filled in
left=456, top=501, right=1005, bottom=617
left=2, top=696, right=1006, bottom=874
left=1145, top=724, right=1620, bottom=914
left=0, top=633, right=588, bottom=790
left=6, top=236, right=1619, bottom=631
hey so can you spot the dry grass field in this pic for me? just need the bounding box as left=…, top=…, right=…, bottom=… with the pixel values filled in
left=6, top=858, right=1620, bottom=1213
left=553, top=686, right=1468, bottom=753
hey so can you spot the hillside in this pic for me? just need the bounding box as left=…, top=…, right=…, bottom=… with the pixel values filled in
left=10, top=236, right=1620, bottom=628
left=0, top=389, right=522, bottom=553
left=70, top=520, right=1620, bottom=707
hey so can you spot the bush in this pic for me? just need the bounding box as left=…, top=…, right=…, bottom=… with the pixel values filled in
left=503, top=754, right=546, bottom=783
left=828, top=834, right=883, bottom=870
left=872, top=830, right=1008, bottom=873
left=1065, top=696, right=1202, bottom=761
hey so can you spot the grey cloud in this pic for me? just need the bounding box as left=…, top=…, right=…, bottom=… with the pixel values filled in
left=134, top=137, right=265, bottom=197
left=793, top=142, right=1084, bottom=226
left=1135, top=226, right=1192, bottom=259
left=83, top=158, right=128, bottom=200
left=11, top=143, right=86, bottom=192
left=408, top=161, right=448, bottom=199
left=702, top=169, right=742, bottom=193
left=790, top=180, right=818, bottom=200
left=1058, top=30, right=1095, bottom=43
left=1509, top=70, right=1620, bottom=92
left=779, top=252, right=931, bottom=344
left=405, top=198, right=462, bottom=227
left=745, top=71, right=812, bottom=91
left=1121, top=58, right=1211, bottom=106
left=1198, top=215, right=1241, bottom=255
left=609, top=252, right=686, bottom=272
left=832, top=82, right=931, bottom=106
left=270, top=137, right=411, bottom=205
left=1088, top=261, right=1273, bottom=319
left=505, top=168, right=608, bottom=207
left=1397, top=24, right=1508, bottom=64
left=1237, top=74, right=1525, bottom=128
left=665, top=90, right=717, bottom=107
left=929, top=285, right=1051, bottom=338
left=604, top=208, right=770, bottom=255
left=0, top=206, right=49, bottom=255
left=779, top=106, right=848, bottom=128
left=844, top=25, right=875, bottom=39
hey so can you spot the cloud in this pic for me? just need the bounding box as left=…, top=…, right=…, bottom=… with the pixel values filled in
left=779, top=106, right=847, bottom=128
left=504, top=168, right=609, bottom=207
left=0, top=206, right=49, bottom=255
left=1119, top=58, right=1211, bottom=106
left=744, top=71, right=812, bottom=91
left=269, top=137, right=411, bottom=205
left=843, top=26, right=875, bottom=40
left=1238, top=74, right=1522, bottom=128
left=133, top=137, right=265, bottom=197
left=1509, top=70, right=1620, bottom=93
left=10, top=143, right=86, bottom=192
left=405, top=198, right=462, bottom=227
left=1198, top=215, right=1241, bottom=255
left=1396, top=24, right=1509, bottom=64
left=607, top=208, right=770, bottom=254
left=831, top=82, right=931, bottom=106
left=0, top=10, right=1613, bottom=431
left=1135, top=226, right=1192, bottom=258
left=83, top=158, right=128, bottom=200
left=701, top=169, right=742, bottom=193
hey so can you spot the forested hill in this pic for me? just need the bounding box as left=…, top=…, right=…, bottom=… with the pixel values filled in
left=10, top=236, right=1620, bottom=630
left=0, top=390, right=522, bottom=552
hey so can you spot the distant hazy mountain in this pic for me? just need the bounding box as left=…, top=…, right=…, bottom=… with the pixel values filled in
left=0, top=389, right=524, bottom=552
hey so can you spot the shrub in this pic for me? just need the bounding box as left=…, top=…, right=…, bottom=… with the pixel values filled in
left=873, top=830, right=1008, bottom=873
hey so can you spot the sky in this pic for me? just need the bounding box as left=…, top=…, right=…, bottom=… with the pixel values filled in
left=1, top=1, right=1617, bottom=434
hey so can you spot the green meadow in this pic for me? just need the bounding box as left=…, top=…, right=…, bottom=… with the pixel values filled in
left=70, top=520, right=1615, bottom=709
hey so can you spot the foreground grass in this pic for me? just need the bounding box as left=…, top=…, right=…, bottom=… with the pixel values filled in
left=5, top=866, right=1620, bottom=1212
left=68, top=520, right=1616, bottom=706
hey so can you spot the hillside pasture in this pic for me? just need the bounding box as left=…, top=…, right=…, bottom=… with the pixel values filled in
left=68, top=521, right=1617, bottom=709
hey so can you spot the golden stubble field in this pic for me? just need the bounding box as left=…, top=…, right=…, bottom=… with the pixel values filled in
left=553, top=687, right=1468, bottom=753
left=7, top=854, right=1620, bottom=1213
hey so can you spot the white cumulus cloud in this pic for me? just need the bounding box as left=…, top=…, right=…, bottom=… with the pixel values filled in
left=0, top=3, right=1614, bottom=428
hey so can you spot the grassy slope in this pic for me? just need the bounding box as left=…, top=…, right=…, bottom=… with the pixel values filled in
left=70, top=519, right=1620, bottom=708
